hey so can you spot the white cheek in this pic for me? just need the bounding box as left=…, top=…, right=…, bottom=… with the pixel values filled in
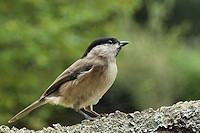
left=86, top=43, right=119, bottom=59
left=115, top=44, right=120, bottom=49
left=98, top=44, right=117, bottom=53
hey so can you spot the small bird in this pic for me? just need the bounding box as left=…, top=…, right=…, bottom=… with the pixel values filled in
left=8, top=37, right=129, bottom=123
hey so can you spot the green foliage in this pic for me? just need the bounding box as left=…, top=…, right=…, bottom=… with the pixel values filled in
left=0, top=0, right=199, bottom=129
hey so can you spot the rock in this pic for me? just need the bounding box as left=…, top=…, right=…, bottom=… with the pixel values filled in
left=1, top=100, right=200, bottom=133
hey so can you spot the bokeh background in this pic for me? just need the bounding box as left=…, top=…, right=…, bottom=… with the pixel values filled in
left=0, top=0, right=200, bottom=130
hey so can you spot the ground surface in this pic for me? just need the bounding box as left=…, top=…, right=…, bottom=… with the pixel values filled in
left=1, top=100, right=200, bottom=133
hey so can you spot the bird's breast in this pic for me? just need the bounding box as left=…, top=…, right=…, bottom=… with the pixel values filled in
left=85, top=61, right=118, bottom=106
left=101, top=61, right=118, bottom=90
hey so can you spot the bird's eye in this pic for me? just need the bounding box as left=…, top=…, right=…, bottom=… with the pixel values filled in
left=107, top=40, right=113, bottom=44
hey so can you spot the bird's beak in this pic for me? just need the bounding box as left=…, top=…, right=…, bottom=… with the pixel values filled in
left=120, top=41, right=130, bottom=47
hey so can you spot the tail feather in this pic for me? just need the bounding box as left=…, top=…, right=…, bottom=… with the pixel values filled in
left=8, top=99, right=46, bottom=123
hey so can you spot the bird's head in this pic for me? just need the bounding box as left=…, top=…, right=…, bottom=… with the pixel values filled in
left=81, top=37, right=129, bottom=59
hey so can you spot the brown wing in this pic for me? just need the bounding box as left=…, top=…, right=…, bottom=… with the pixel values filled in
left=41, top=59, right=93, bottom=97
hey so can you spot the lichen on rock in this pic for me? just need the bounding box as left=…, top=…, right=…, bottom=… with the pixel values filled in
left=1, top=100, right=200, bottom=133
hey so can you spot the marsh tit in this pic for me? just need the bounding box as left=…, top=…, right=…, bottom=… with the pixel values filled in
left=8, top=37, right=129, bottom=123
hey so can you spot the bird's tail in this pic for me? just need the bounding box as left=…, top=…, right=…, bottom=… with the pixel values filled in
left=8, top=98, right=46, bottom=123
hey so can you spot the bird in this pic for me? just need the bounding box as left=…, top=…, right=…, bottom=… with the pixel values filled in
left=8, top=37, right=130, bottom=123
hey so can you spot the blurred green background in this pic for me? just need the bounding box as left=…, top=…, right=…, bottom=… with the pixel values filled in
left=0, top=0, right=200, bottom=130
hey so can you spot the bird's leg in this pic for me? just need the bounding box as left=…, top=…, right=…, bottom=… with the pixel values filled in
left=84, top=105, right=100, bottom=117
left=73, top=103, right=98, bottom=120
left=77, top=109, right=97, bottom=120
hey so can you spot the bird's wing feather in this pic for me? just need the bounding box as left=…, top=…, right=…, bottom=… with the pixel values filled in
left=41, top=59, right=93, bottom=97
